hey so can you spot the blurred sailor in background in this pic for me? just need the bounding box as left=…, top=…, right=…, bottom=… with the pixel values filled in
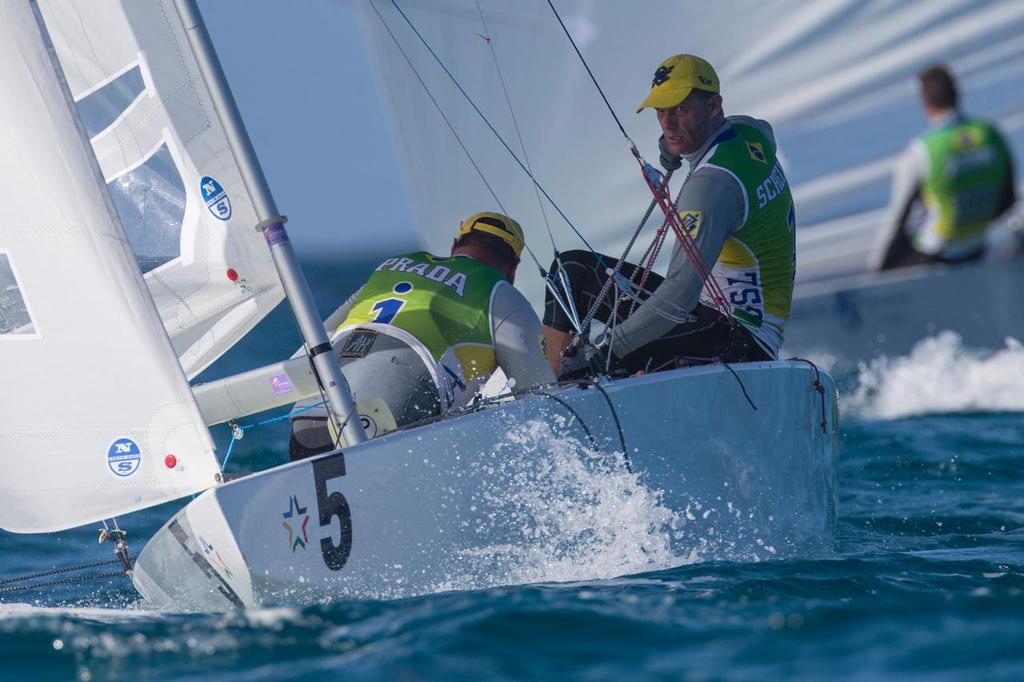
left=871, top=65, right=1017, bottom=271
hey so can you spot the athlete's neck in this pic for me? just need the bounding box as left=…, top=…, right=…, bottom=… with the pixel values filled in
left=683, top=117, right=731, bottom=167
left=926, top=107, right=961, bottom=126
left=450, top=246, right=515, bottom=283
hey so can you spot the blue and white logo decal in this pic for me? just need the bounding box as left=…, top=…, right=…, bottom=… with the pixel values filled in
left=107, top=438, right=142, bottom=478
left=200, top=176, right=232, bottom=221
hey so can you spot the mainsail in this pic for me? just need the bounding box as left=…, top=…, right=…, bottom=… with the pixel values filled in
left=357, top=0, right=1024, bottom=302
left=0, top=2, right=220, bottom=533
left=36, top=0, right=285, bottom=378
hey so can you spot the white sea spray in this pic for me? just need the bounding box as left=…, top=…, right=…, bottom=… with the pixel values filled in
left=845, top=332, right=1024, bottom=419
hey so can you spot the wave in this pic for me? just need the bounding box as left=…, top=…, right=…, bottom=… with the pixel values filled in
left=844, top=331, right=1024, bottom=419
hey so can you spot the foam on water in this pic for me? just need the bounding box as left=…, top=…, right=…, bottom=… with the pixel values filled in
left=845, top=331, right=1024, bottom=419
left=431, top=416, right=777, bottom=595
left=428, top=417, right=688, bottom=593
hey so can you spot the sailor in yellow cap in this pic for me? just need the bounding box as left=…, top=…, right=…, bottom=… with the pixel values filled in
left=543, top=54, right=797, bottom=376
left=290, top=211, right=554, bottom=460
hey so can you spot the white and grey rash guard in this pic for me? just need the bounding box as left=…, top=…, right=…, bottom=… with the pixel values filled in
left=610, top=116, right=776, bottom=358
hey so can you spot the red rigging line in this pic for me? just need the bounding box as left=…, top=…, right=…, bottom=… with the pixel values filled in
left=629, top=147, right=732, bottom=319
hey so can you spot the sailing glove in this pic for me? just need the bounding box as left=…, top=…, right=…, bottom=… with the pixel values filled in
left=658, top=135, right=682, bottom=172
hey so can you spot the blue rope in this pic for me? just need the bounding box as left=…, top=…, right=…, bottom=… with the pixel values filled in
left=220, top=400, right=327, bottom=472
left=220, top=431, right=239, bottom=473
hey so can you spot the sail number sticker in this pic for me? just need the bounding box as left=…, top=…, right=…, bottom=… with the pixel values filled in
left=312, top=453, right=352, bottom=571
left=108, top=438, right=142, bottom=477
left=200, top=176, right=232, bottom=221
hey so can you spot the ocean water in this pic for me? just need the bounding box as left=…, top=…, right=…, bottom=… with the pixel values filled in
left=2, top=258, right=1023, bottom=681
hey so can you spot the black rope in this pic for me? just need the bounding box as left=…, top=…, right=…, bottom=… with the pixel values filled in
left=533, top=390, right=599, bottom=450
left=788, top=357, right=829, bottom=433
left=367, top=0, right=507, bottom=213
left=587, top=380, right=631, bottom=472
left=0, top=570, right=130, bottom=595
left=0, top=558, right=124, bottom=586
left=388, top=0, right=600, bottom=256
left=719, top=361, right=758, bottom=412
left=546, top=0, right=630, bottom=142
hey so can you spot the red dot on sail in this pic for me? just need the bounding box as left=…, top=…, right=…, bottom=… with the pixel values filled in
left=165, top=454, right=177, bottom=469
left=226, top=268, right=239, bottom=282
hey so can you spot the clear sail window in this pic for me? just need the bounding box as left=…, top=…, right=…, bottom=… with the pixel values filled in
left=75, top=65, right=146, bottom=139
left=107, top=143, right=186, bottom=273
left=0, top=252, right=36, bottom=337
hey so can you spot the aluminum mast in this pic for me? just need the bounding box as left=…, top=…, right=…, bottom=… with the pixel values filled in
left=173, top=0, right=366, bottom=446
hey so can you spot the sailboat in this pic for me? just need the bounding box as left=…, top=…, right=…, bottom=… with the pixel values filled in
left=783, top=203, right=1023, bottom=369
left=1, top=0, right=838, bottom=610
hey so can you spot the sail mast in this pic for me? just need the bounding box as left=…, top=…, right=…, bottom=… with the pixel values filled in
left=172, top=0, right=366, bottom=446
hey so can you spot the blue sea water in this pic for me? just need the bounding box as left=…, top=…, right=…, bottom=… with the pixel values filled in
left=2, top=258, right=1023, bottom=681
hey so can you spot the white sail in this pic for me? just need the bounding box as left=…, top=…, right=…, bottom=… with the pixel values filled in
left=36, top=0, right=285, bottom=378
left=0, top=1, right=220, bottom=533
left=356, top=0, right=1024, bottom=303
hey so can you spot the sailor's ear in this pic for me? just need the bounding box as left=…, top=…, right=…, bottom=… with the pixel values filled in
left=451, top=237, right=459, bottom=253
left=710, top=93, right=724, bottom=116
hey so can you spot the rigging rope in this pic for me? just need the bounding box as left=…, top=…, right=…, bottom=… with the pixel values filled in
left=0, top=558, right=126, bottom=587
left=370, top=1, right=585, bottom=333
left=473, top=0, right=556, bottom=252
left=788, top=357, right=829, bottom=433
left=0, top=570, right=129, bottom=595
left=366, top=0, right=507, bottom=214
left=577, top=188, right=669, bottom=336
left=1, top=520, right=135, bottom=595
left=385, top=0, right=599, bottom=258
left=221, top=398, right=328, bottom=471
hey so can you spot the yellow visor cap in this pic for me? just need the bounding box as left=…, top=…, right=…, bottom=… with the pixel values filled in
left=636, top=54, right=719, bottom=113
left=458, top=212, right=525, bottom=258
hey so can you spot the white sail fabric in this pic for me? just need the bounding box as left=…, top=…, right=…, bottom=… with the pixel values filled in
left=0, top=2, right=220, bottom=533
left=356, top=0, right=1024, bottom=303
left=36, top=0, right=284, bottom=378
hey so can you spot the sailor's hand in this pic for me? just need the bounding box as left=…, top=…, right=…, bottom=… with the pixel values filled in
left=558, top=342, right=592, bottom=381
left=658, top=135, right=682, bottom=172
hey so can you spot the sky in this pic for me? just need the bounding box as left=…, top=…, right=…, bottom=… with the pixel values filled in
left=199, top=0, right=419, bottom=260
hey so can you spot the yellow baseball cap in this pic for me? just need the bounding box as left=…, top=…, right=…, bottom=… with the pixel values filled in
left=458, top=212, right=525, bottom=258
left=636, top=54, right=719, bottom=113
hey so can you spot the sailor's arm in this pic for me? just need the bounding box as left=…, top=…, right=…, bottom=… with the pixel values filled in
left=491, top=283, right=557, bottom=388
left=608, top=169, right=744, bottom=358
left=322, top=288, right=362, bottom=335
left=868, top=141, right=928, bottom=270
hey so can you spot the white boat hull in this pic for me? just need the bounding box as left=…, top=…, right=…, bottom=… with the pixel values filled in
left=784, top=256, right=1024, bottom=371
left=133, top=362, right=839, bottom=610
